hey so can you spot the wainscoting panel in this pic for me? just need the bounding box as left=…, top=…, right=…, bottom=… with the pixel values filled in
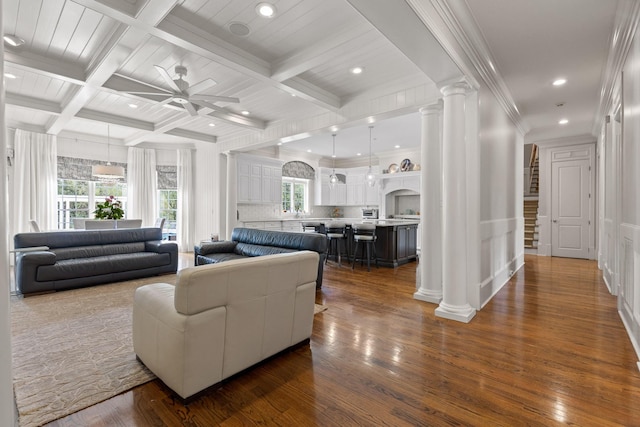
left=603, top=218, right=615, bottom=294
left=619, top=224, right=640, bottom=368
left=479, top=217, right=524, bottom=309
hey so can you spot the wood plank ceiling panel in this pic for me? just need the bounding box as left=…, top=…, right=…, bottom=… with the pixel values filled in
left=5, top=67, right=76, bottom=102
left=28, top=1, right=65, bottom=52
left=48, top=1, right=85, bottom=57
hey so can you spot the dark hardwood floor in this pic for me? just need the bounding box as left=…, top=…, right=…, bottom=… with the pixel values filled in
left=47, top=255, right=640, bottom=426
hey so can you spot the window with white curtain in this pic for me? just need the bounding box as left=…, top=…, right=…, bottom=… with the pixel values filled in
left=157, top=189, right=177, bottom=232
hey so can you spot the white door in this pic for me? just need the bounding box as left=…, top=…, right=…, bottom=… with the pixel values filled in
left=551, top=159, right=591, bottom=258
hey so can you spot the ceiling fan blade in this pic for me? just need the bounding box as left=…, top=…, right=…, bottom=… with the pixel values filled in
left=126, top=91, right=171, bottom=96
left=190, top=94, right=240, bottom=103
left=191, top=99, right=224, bottom=111
left=183, top=102, right=199, bottom=116
left=186, top=78, right=217, bottom=96
left=154, top=65, right=181, bottom=92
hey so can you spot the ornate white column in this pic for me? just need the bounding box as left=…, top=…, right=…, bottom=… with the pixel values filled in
left=435, top=82, right=476, bottom=323
left=225, top=152, right=238, bottom=240
left=414, top=103, right=443, bottom=304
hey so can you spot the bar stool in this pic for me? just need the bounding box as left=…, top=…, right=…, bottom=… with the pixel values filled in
left=351, top=223, right=378, bottom=272
left=301, top=221, right=321, bottom=233
left=325, top=221, right=347, bottom=267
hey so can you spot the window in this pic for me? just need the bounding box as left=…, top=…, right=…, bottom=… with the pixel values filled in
left=56, top=179, right=127, bottom=229
left=158, top=189, right=177, bottom=232
left=282, top=178, right=309, bottom=213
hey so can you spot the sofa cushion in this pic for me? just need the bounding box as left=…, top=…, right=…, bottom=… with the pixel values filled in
left=51, top=242, right=147, bottom=260
left=234, top=243, right=296, bottom=257
left=196, top=253, right=246, bottom=264
left=36, top=252, right=171, bottom=281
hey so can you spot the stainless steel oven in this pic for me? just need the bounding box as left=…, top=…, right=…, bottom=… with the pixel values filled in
left=361, top=208, right=379, bottom=219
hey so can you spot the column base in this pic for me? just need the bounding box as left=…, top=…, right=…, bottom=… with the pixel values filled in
left=435, top=302, right=476, bottom=323
left=413, top=289, right=442, bottom=304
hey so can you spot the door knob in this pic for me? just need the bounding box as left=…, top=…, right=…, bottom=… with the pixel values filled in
left=552, top=220, right=557, bottom=223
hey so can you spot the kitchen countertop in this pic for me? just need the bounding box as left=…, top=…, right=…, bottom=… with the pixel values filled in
left=241, top=217, right=420, bottom=226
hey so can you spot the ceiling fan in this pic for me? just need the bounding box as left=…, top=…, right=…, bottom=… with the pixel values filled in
left=126, top=65, right=240, bottom=116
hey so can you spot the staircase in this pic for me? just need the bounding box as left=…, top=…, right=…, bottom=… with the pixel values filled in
left=529, top=156, right=539, bottom=194
left=524, top=199, right=539, bottom=249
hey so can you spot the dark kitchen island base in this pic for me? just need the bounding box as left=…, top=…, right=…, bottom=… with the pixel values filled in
left=326, top=221, right=419, bottom=268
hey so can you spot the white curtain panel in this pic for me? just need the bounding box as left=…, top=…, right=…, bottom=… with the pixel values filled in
left=126, top=147, right=157, bottom=227
left=177, top=149, right=195, bottom=252
left=12, top=129, right=57, bottom=234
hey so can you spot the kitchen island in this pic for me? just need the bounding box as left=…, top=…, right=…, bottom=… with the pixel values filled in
left=240, top=218, right=419, bottom=268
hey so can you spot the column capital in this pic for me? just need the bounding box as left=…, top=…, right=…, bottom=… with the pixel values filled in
left=440, top=81, right=471, bottom=97
left=419, top=101, right=443, bottom=115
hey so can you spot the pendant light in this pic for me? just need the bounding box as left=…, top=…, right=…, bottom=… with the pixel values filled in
left=365, top=125, right=376, bottom=187
left=329, top=133, right=339, bottom=188
left=92, top=124, right=125, bottom=183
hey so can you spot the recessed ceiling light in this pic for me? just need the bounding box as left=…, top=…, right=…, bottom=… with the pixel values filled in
left=553, top=78, right=567, bottom=86
left=3, top=35, right=24, bottom=47
left=350, top=66, right=364, bottom=75
left=277, top=142, right=282, bottom=146
left=357, top=153, right=362, bottom=156
left=241, top=110, right=250, bottom=115
left=128, top=103, right=138, bottom=109
left=559, top=118, right=569, bottom=125
left=4, top=73, right=17, bottom=79
left=394, top=145, right=400, bottom=149
left=208, top=123, right=216, bottom=127
left=256, top=3, right=276, bottom=18
left=307, top=149, right=312, bottom=153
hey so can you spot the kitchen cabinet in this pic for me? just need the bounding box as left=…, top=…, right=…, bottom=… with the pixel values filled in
left=375, top=223, right=418, bottom=267
left=237, top=154, right=283, bottom=204
left=315, top=168, right=346, bottom=206
left=315, top=166, right=378, bottom=206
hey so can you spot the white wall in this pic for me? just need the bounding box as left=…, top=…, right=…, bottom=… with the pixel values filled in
left=477, top=84, right=524, bottom=308
left=617, top=29, right=640, bottom=367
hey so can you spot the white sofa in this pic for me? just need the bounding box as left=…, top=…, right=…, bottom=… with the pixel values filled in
left=132, top=250, right=320, bottom=400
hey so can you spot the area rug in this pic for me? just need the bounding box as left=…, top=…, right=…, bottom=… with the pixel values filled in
left=11, top=276, right=327, bottom=427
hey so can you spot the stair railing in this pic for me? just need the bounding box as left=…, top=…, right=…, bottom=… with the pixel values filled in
left=528, top=144, right=538, bottom=194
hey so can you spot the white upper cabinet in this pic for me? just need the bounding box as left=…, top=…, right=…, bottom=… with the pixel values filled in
left=237, top=154, right=283, bottom=204
left=315, top=166, right=379, bottom=206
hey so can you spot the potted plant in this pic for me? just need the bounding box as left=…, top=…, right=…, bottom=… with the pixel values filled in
left=93, top=195, right=125, bottom=220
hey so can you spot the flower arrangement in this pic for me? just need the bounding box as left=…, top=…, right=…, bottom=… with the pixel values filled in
left=93, top=195, right=125, bottom=220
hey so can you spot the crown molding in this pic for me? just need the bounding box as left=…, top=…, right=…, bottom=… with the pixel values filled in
left=407, top=0, right=528, bottom=135
left=591, top=0, right=640, bottom=136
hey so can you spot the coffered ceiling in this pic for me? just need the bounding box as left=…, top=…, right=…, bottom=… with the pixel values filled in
left=2, top=0, right=630, bottom=159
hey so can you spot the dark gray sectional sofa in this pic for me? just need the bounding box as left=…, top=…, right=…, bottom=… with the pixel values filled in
left=14, top=228, right=178, bottom=295
left=194, top=227, right=327, bottom=288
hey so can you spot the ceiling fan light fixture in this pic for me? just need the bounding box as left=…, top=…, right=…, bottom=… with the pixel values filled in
left=172, top=95, right=189, bottom=104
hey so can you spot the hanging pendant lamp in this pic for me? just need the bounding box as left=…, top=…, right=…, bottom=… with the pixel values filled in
left=92, top=124, right=125, bottom=183
left=365, top=125, right=376, bottom=187
left=329, top=133, right=339, bottom=188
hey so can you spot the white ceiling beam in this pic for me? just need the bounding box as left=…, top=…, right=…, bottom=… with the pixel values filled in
left=270, top=26, right=371, bottom=82
left=76, top=109, right=155, bottom=130
left=4, top=50, right=86, bottom=85
left=346, top=0, right=462, bottom=85
left=5, top=93, right=62, bottom=115
left=144, top=14, right=340, bottom=112
left=165, top=128, right=216, bottom=143
left=47, top=0, right=180, bottom=135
